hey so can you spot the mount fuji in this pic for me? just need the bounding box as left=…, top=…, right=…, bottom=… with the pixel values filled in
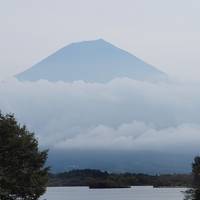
left=16, top=39, right=167, bottom=82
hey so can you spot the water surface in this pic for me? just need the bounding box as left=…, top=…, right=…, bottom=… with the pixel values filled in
left=41, top=186, right=186, bottom=200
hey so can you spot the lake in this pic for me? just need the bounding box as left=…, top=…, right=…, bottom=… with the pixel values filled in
left=40, top=186, right=187, bottom=200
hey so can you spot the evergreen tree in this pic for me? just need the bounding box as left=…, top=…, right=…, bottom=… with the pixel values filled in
left=191, top=157, right=200, bottom=199
left=0, top=113, right=49, bottom=200
left=185, top=156, right=200, bottom=200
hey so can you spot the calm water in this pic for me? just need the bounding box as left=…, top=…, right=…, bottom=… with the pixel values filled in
left=41, top=186, right=186, bottom=200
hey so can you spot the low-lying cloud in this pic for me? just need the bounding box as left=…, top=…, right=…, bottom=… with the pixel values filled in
left=53, top=122, right=200, bottom=154
left=0, top=78, right=200, bottom=154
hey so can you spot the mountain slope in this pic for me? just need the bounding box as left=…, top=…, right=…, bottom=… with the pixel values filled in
left=16, top=39, right=167, bottom=82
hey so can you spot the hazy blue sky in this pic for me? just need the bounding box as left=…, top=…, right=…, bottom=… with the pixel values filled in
left=0, top=0, right=200, bottom=81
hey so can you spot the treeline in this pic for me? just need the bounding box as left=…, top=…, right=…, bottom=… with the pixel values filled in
left=48, top=169, right=192, bottom=188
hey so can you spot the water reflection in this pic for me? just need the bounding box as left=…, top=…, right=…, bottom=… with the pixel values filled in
left=41, top=186, right=186, bottom=200
left=184, top=189, right=200, bottom=200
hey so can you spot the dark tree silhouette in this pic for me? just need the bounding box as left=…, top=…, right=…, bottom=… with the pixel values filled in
left=185, top=156, right=200, bottom=200
left=191, top=157, right=200, bottom=199
left=0, top=113, right=49, bottom=200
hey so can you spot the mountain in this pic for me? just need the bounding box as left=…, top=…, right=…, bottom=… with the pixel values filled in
left=16, top=39, right=167, bottom=82
left=48, top=149, right=192, bottom=174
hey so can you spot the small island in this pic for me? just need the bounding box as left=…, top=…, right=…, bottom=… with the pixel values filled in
left=89, top=180, right=131, bottom=189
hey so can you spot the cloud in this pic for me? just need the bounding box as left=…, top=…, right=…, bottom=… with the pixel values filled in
left=53, top=122, right=200, bottom=153
left=0, top=78, right=200, bottom=154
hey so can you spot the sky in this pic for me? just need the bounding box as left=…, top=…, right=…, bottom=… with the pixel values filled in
left=1, top=0, right=200, bottom=81
left=1, top=1, right=200, bottom=172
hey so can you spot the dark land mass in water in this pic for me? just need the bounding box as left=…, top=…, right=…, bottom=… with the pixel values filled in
left=48, top=169, right=192, bottom=188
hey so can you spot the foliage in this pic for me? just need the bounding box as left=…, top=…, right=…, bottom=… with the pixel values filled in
left=48, top=169, right=192, bottom=188
left=184, top=156, right=200, bottom=200
left=0, top=113, right=49, bottom=200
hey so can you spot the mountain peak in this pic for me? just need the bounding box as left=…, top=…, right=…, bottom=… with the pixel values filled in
left=84, top=38, right=108, bottom=43
left=16, top=39, right=167, bottom=82
left=93, top=38, right=107, bottom=42
left=68, top=38, right=113, bottom=48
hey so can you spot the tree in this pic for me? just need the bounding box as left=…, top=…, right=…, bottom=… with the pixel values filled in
left=0, top=113, right=49, bottom=200
left=191, top=157, right=200, bottom=199
left=185, top=156, right=200, bottom=200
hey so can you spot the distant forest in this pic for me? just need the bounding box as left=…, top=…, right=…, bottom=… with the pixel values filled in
left=48, top=169, right=192, bottom=188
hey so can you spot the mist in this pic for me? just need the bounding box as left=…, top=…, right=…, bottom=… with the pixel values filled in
left=0, top=78, right=200, bottom=156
